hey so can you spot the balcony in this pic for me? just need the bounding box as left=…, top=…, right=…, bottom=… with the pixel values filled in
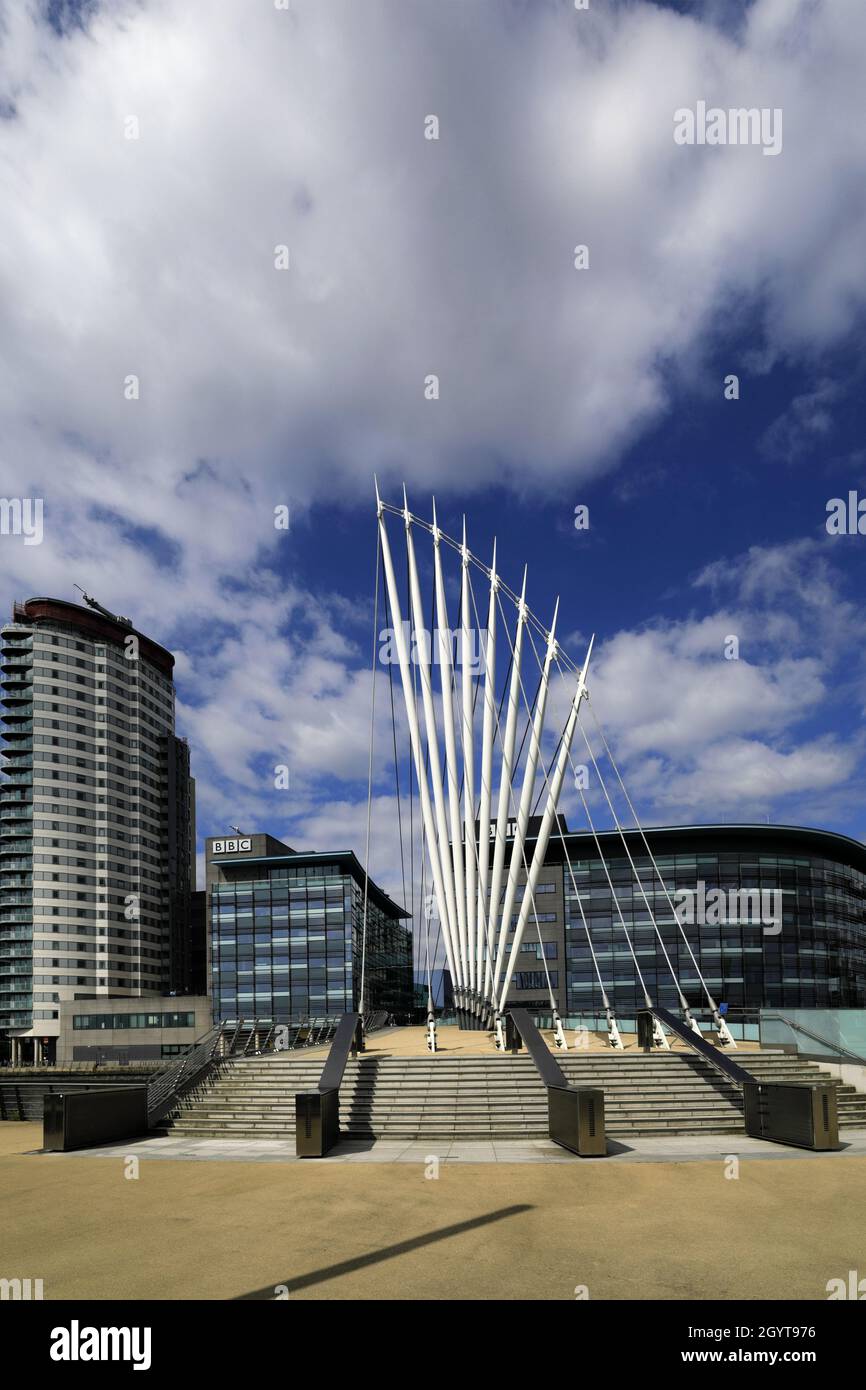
left=0, top=830, right=33, bottom=846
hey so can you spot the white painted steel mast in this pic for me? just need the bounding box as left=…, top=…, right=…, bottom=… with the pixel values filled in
left=431, top=501, right=470, bottom=1009
left=460, top=520, right=478, bottom=1013
left=372, top=487, right=732, bottom=1054
left=473, top=542, right=498, bottom=1021
left=376, top=486, right=460, bottom=1000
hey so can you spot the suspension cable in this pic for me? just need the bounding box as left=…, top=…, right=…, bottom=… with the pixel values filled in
left=359, top=530, right=381, bottom=1016
left=573, top=710, right=688, bottom=1010
left=482, top=616, right=614, bottom=1023
left=585, top=695, right=720, bottom=1015
left=383, top=578, right=407, bottom=919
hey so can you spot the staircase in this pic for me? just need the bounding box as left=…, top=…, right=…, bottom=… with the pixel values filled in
left=165, top=1048, right=866, bottom=1141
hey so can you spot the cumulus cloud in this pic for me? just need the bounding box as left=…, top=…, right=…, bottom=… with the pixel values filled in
left=2, top=0, right=866, bottom=516
left=552, top=536, right=866, bottom=831
left=2, top=0, right=866, bottom=899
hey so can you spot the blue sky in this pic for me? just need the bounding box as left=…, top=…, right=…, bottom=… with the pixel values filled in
left=0, top=0, right=864, bottom=906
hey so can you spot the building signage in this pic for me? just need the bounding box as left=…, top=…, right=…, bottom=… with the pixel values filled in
left=212, top=838, right=252, bottom=854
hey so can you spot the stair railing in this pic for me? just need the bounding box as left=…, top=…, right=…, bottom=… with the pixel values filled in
left=295, top=1012, right=363, bottom=1157
left=638, top=1006, right=755, bottom=1086
left=637, top=1006, right=840, bottom=1151
left=757, top=1012, right=866, bottom=1067
left=147, top=1022, right=229, bottom=1125
left=362, top=1009, right=390, bottom=1034
left=148, top=1016, right=285, bottom=1124
left=508, top=1009, right=606, bottom=1157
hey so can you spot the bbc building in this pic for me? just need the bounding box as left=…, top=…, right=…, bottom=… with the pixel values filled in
left=206, top=834, right=414, bottom=1024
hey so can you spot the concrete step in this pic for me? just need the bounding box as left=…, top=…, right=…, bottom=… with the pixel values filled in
left=165, top=1044, right=866, bottom=1143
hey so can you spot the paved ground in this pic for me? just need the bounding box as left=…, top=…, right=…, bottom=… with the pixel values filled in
left=330, top=1025, right=764, bottom=1057
left=17, top=1125, right=866, bottom=1164
left=2, top=1121, right=864, bottom=1300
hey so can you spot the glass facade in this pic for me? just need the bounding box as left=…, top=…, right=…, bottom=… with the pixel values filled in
left=563, top=834, right=866, bottom=1014
left=210, top=858, right=413, bottom=1022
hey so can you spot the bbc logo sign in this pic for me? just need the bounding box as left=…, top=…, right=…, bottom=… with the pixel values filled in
left=212, top=838, right=252, bottom=854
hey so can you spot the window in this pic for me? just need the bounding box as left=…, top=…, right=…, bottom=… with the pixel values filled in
left=72, top=1010, right=195, bottom=1031
left=514, top=970, right=559, bottom=991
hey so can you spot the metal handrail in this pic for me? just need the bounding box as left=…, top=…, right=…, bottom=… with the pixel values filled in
left=644, top=1006, right=756, bottom=1088
left=508, top=1009, right=606, bottom=1156
left=508, top=1008, right=570, bottom=1088
left=147, top=1022, right=227, bottom=1124
left=146, top=1015, right=276, bottom=1122
left=362, top=1009, right=390, bottom=1034
left=758, top=1012, right=866, bottom=1067
left=318, top=1013, right=363, bottom=1093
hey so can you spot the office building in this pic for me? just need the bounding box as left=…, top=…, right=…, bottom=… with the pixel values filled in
left=207, top=833, right=413, bottom=1022
left=490, top=820, right=866, bottom=1018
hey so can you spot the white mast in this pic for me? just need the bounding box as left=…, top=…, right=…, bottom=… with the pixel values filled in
left=497, top=637, right=593, bottom=1011
left=403, top=491, right=464, bottom=997
left=484, top=568, right=528, bottom=1006
left=474, top=542, right=498, bottom=1013
left=490, top=599, right=559, bottom=1009
left=432, top=500, right=470, bottom=1002
left=460, top=518, right=477, bottom=1006
left=376, top=489, right=459, bottom=992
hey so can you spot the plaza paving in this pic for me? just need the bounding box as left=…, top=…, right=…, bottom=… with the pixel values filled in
left=1, top=1120, right=864, bottom=1300
left=339, top=1024, right=767, bottom=1057
left=17, top=1125, right=866, bottom=1164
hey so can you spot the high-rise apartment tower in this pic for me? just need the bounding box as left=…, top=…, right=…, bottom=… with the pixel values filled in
left=0, top=596, right=195, bottom=1063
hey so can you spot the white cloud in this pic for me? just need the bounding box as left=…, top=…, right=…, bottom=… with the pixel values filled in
left=1, top=0, right=865, bottom=518
left=1, top=0, right=865, bottom=887
left=552, top=537, right=866, bottom=829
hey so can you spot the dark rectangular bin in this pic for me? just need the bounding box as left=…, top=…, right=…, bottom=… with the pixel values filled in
left=42, top=1087, right=149, bottom=1152
left=295, top=1088, right=340, bottom=1157
left=743, top=1080, right=839, bottom=1150
left=548, top=1084, right=606, bottom=1157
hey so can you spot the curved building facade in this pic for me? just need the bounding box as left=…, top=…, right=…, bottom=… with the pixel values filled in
left=554, top=823, right=866, bottom=1017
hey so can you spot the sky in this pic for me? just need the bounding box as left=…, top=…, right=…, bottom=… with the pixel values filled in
left=0, top=0, right=864, bottom=916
